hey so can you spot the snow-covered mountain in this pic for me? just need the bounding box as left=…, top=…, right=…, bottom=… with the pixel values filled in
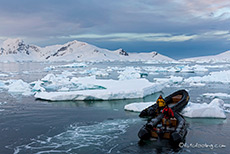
left=0, top=38, right=175, bottom=62
left=181, top=50, right=230, bottom=63
left=0, top=39, right=42, bottom=61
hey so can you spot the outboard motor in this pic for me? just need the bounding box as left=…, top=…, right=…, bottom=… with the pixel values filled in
left=138, top=126, right=150, bottom=140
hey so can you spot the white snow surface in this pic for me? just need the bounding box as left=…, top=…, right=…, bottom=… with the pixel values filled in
left=181, top=50, right=230, bottom=63
left=124, top=102, right=155, bottom=112
left=118, top=67, right=141, bottom=80
left=0, top=73, right=8, bottom=77
left=7, top=79, right=31, bottom=95
left=0, top=39, right=175, bottom=62
left=35, top=77, right=164, bottom=101
left=185, top=70, right=230, bottom=83
left=153, top=76, right=183, bottom=84
left=181, top=99, right=226, bottom=118
left=202, top=93, right=230, bottom=99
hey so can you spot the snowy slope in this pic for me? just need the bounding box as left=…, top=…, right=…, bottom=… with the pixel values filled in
left=0, top=38, right=175, bottom=62
left=181, top=50, right=230, bottom=63
left=0, top=38, right=42, bottom=62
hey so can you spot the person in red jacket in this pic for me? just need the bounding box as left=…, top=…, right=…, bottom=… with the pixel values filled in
left=162, top=105, right=175, bottom=129
left=162, top=105, right=174, bottom=119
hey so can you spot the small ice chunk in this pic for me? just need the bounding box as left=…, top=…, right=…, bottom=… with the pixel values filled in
left=61, top=62, right=87, bottom=68
left=118, top=67, right=140, bottom=80
left=41, top=73, right=56, bottom=82
left=189, top=82, right=206, bottom=87
left=0, top=73, right=8, bottom=77
left=8, top=79, right=31, bottom=93
left=154, top=76, right=183, bottom=84
left=202, top=93, right=230, bottom=99
left=0, top=80, right=6, bottom=88
left=124, top=102, right=155, bottom=112
left=32, top=80, right=45, bottom=92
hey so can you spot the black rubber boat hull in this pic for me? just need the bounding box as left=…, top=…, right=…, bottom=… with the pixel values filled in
left=138, top=112, right=188, bottom=144
left=139, top=89, right=189, bottom=118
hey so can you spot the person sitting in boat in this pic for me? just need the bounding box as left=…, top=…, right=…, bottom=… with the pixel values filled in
left=156, top=95, right=166, bottom=114
left=162, top=104, right=175, bottom=129
left=162, top=104, right=174, bottom=119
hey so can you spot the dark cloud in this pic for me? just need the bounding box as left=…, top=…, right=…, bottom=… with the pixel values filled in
left=0, top=0, right=229, bottom=58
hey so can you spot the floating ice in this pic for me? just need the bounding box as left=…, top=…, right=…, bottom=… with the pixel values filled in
left=0, top=73, right=8, bottom=77
left=192, top=65, right=209, bottom=72
left=224, top=104, right=230, bottom=113
left=124, top=102, right=154, bottom=112
left=41, top=73, right=57, bottom=83
left=31, top=80, right=45, bottom=92
left=79, top=68, right=109, bottom=77
left=44, top=62, right=87, bottom=71
left=35, top=77, right=163, bottom=101
left=118, top=67, right=141, bottom=80
left=189, top=82, right=206, bottom=87
left=8, top=79, right=31, bottom=94
left=181, top=99, right=226, bottom=118
left=142, top=64, right=207, bottom=74
left=0, top=80, right=6, bottom=88
left=59, top=62, right=87, bottom=68
left=202, top=93, right=230, bottom=99
left=61, top=70, right=74, bottom=77
left=153, top=76, right=183, bottom=84
left=185, top=70, right=230, bottom=83
left=41, top=73, right=71, bottom=86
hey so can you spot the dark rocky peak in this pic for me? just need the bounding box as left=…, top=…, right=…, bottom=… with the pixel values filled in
left=117, top=48, right=129, bottom=56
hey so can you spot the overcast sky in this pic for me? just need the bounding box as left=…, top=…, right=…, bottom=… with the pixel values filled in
left=0, top=0, right=229, bottom=59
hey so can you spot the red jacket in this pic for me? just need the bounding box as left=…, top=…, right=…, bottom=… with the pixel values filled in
left=162, top=107, right=174, bottom=119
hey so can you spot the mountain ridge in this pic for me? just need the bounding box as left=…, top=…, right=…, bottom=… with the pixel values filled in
left=0, top=38, right=175, bottom=62
left=180, top=50, right=230, bottom=62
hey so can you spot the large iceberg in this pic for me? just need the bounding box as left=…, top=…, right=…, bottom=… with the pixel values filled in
left=35, top=77, right=163, bottom=101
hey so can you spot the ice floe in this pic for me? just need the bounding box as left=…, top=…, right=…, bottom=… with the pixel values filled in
left=0, top=73, right=8, bottom=77
left=7, top=79, right=31, bottom=94
left=142, top=64, right=208, bottom=74
left=124, top=102, right=154, bottom=112
left=44, top=62, right=88, bottom=71
left=181, top=99, right=226, bottom=118
left=31, top=80, right=45, bottom=92
left=58, top=62, right=88, bottom=68
left=153, top=76, right=183, bottom=84
left=118, top=67, right=141, bottom=80
left=202, top=93, right=230, bottom=99
left=79, top=68, right=109, bottom=77
left=185, top=70, right=230, bottom=83
left=189, top=82, right=206, bottom=87
left=35, top=77, right=164, bottom=101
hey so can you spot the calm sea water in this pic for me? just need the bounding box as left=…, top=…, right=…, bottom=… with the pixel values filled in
left=0, top=61, right=229, bottom=154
